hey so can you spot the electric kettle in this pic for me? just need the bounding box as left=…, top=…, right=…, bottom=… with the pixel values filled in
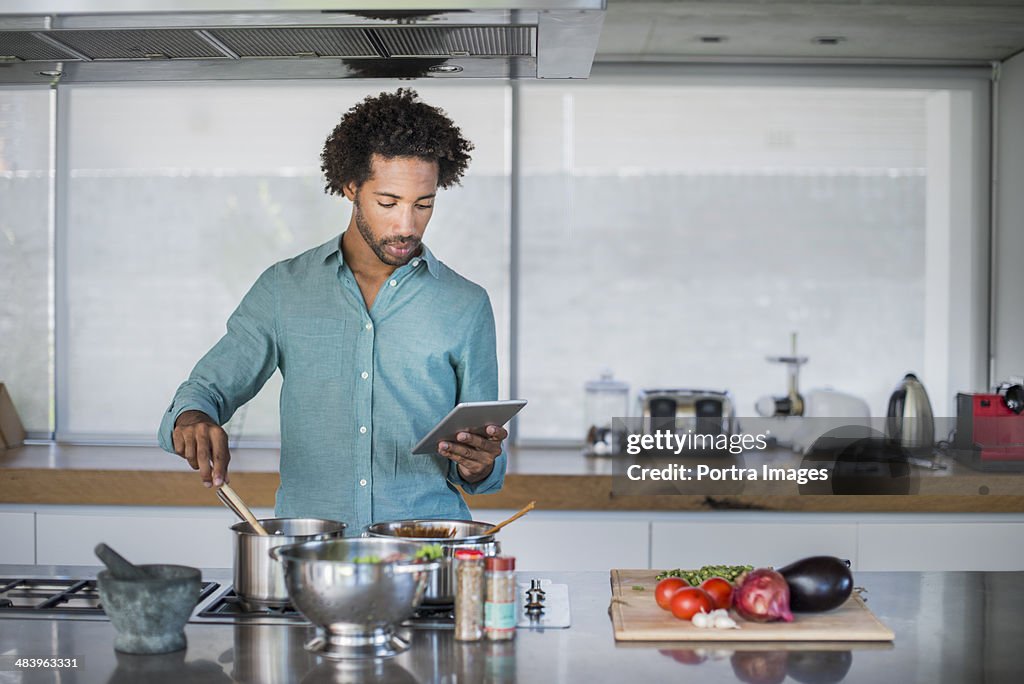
left=886, top=373, right=935, bottom=452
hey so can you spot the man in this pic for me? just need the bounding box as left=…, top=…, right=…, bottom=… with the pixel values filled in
left=158, top=89, right=507, bottom=531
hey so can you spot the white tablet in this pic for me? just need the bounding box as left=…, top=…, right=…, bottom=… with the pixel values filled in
left=411, top=400, right=527, bottom=455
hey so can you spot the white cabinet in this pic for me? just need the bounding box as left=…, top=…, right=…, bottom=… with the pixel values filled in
left=0, top=512, right=35, bottom=564
left=479, top=510, right=649, bottom=572
left=651, top=518, right=858, bottom=570
left=34, top=506, right=252, bottom=568
left=24, top=505, right=648, bottom=572
left=7, top=504, right=1024, bottom=572
left=858, top=522, right=1024, bottom=571
left=649, top=515, right=1024, bottom=572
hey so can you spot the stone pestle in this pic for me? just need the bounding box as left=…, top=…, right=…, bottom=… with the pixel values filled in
left=95, top=543, right=151, bottom=580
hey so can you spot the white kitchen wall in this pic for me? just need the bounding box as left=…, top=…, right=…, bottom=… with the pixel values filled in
left=923, top=88, right=992, bottom=415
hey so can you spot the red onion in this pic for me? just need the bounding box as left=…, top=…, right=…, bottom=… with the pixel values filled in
left=734, top=569, right=793, bottom=622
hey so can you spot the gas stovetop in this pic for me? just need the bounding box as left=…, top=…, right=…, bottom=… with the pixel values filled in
left=0, top=577, right=220, bottom=616
left=0, top=575, right=571, bottom=629
left=0, top=576, right=458, bottom=628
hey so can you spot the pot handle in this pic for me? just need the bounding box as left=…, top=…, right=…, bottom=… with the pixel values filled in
left=268, top=547, right=281, bottom=561
left=392, top=560, right=442, bottom=575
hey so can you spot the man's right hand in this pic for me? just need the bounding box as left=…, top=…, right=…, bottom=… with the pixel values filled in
left=172, top=410, right=230, bottom=488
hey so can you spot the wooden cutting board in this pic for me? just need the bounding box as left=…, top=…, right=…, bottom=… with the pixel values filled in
left=610, top=569, right=894, bottom=642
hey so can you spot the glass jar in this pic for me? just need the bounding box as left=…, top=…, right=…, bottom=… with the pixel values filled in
left=584, top=370, right=629, bottom=456
left=454, top=549, right=485, bottom=642
left=484, top=556, right=516, bottom=641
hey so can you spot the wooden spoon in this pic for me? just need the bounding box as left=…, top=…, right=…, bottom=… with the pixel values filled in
left=217, top=483, right=269, bottom=536
left=482, top=500, right=536, bottom=536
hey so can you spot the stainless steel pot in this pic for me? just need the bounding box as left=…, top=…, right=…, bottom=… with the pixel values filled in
left=363, top=519, right=500, bottom=605
left=231, top=518, right=346, bottom=609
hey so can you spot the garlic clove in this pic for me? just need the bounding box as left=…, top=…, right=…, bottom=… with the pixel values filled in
left=713, top=614, right=739, bottom=629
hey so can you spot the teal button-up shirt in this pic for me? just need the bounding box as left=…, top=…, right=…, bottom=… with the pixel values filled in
left=158, top=234, right=505, bottom=533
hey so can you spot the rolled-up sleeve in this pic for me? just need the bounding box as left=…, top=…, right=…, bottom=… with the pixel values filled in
left=157, top=266, right=280, bottom=453
left=449, top=293, right=506, bottom=495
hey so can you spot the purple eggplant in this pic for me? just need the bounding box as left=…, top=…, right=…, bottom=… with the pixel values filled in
left=778, top=556, right=853, bottom=612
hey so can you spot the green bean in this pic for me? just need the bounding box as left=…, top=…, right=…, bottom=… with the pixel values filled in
left=655, top=564, right=752, bottom=584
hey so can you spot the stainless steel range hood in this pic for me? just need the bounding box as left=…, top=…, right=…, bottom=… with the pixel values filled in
left=0, top=1, right=605, bottom=83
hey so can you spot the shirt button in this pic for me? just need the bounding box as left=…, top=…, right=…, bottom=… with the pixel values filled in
left=411, top=258, right=420, bottom=267
left=389, top=279, right=397, bottom=287
left=364, top=322, right=372, bottom=330
left=359, top=479, right=367, bottom=487
left=359, top=426, right=367, bottom=434
left=360, top=371, right=369, bottom=380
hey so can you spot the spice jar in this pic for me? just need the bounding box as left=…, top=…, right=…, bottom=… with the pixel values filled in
left=484, top=556, right=516, bottom=641
left=454, top=549, right=485, bottom=641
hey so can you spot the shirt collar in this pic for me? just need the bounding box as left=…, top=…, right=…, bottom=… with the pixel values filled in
left=416, top=242, right=441, bottom=279
left=317, top=234, right=344, bottom=265
left=319, top=233, right=440, bottom=279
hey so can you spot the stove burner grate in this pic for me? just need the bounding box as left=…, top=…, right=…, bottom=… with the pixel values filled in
left=0, top=577, right=219, bottom=615
left=197, top=589, right=305, bottom=619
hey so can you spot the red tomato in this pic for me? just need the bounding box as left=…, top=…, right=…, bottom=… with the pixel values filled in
left=700, top=577, right=735, bottom=610
left=670, top=587, right=715, bottom=620
left=655, top=578, right=688, bottom=610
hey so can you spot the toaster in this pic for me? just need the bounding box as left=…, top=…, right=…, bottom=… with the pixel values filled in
left=636, top=389, right=738, bottom=437
left=952, top=389, right=1024, bottom=471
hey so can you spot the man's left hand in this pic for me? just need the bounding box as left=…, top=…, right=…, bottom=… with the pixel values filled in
left=438, top=425, right=507, bottom=483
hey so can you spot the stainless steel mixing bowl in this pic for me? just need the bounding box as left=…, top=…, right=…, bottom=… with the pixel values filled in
left=270, top=538, right=440, bottom=659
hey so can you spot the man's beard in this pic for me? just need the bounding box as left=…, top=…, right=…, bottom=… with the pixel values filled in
left=353, top=198, right=420, bottom=267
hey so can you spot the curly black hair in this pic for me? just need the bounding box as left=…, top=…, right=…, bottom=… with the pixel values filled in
left=321, top=88, right=474, bottom=195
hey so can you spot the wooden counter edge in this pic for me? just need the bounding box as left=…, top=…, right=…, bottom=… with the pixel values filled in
left=2, top=468, right=1023, bottom=512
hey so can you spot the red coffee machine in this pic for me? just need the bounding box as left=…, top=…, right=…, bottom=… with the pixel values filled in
left=953, top=384, right=1024, bottom=471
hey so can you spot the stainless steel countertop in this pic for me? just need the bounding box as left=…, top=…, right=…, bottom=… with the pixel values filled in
left=1, top=565, right=1022, bottom=683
